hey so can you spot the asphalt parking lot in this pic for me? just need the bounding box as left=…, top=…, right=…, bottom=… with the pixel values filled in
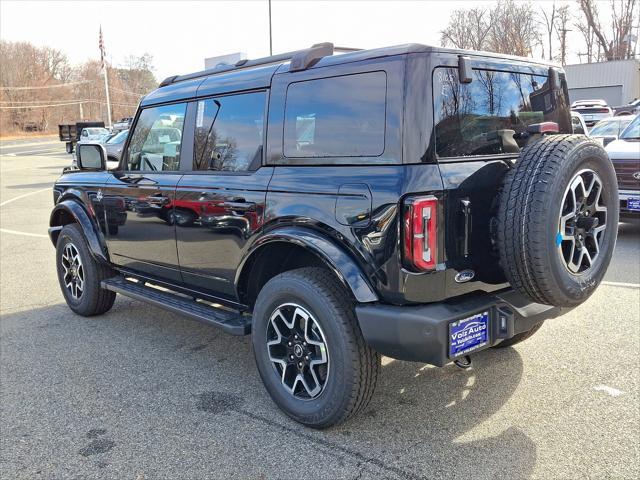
left=1, top=137, right=638, bottom=479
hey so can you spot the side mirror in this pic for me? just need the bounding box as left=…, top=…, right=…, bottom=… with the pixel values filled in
left=77, top=143, right=106, bottom=170
left=602, top=136, right=617, bottom=147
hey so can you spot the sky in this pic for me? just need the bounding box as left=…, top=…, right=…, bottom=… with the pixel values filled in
left=0, top=0, right=612, bottom=82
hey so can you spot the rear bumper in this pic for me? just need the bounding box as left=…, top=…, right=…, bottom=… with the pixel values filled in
left=356, top=289, right=567, bottom=366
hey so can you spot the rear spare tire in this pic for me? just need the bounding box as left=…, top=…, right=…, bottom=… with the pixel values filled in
left=497, top=134, right=618, bottom=308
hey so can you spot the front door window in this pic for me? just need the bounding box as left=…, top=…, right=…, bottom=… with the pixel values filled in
left=127, top=103, right=187, bottom=171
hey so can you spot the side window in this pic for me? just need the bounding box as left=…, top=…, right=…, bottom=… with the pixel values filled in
left=433, top=67, right=571, bottom=158
left=126, top=103, right=186, bottom=171
left=283, top=72, right=387, bottom=159
left=193, top=91, right=265, bottom=172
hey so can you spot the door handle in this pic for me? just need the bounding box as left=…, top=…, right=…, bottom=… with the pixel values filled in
left=460, top=199, right=472, bottom=257
left=223, top=201, right=256, bottom=212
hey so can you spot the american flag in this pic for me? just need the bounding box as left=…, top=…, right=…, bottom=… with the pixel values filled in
left=99, top=26, right=105, bottom=70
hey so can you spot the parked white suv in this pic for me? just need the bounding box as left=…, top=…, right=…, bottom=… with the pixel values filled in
left=605, top=115, right=640, bottom=218
left=571, top=99, right=613, bottom=127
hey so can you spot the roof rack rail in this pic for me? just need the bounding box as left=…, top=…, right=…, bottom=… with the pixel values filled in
left=159, top=42, right=335, bottom=88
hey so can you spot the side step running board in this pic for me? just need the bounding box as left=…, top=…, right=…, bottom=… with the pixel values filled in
left=101, top=276, right=251, bottom=335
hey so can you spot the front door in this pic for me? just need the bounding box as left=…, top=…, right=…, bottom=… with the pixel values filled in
left=175, top=91, right=271, bottom=300
left=102, top=102, right=191, bottom=282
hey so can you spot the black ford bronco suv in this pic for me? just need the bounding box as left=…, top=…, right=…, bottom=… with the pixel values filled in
left=49, top=43, right=619, bottom=428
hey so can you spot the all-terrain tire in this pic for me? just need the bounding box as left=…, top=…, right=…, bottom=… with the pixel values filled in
left=492, top=322, right=544, bottom=349
left=56, top=224, right=116, bottom=316
left=252, top=267, right=380, bottom=428
left=497, top=135, right=618, bottom=307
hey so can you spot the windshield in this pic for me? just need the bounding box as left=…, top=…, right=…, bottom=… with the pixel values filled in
left=107, top=130, right=128, bottom=144
left=589, top=118, right=632, bottom=137
left=620, top=115, right=640, bottom=139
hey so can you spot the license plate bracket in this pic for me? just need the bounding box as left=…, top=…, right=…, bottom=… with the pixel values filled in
left=628, top=196, right=640, bottom=212
left=449, top=311, right=490, bottom=358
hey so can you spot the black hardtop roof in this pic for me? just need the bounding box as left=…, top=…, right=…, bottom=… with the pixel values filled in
left=141, top=42, right=560, bottom=107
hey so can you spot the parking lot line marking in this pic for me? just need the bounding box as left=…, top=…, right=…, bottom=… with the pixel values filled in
left=601, top=280, right=640, bottom=289
left=2, top=148, right=60, bottom=156
left=0, top=187, right=50, bottom=207
left=0, top=228, right=48, bottom=238
left=593, top=385, right=624, bottom=397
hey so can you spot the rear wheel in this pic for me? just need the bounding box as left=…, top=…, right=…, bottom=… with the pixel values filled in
left=252, top=268, right=380, bottom=428
left=497, top=135, right=619, bottom=307
left=56, top=224, right=116, bottom=316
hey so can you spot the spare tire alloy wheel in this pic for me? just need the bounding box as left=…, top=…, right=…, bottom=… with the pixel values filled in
left=557, top=169, right=607, bottom=274
left=266, top=303, right=329, bottom=399
left=61, top=242, right=84, bottom=300
left=497, top=135, right=619, bottom=308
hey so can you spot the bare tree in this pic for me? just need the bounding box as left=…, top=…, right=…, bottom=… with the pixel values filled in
left=577, top=0, right=639, bottom=60
left=1, top=40, right=157, bottom=133
left=539, top=1, right=557, bottom=60
left=440, top=7, right=492, bottom=50
left=441, top=1, right=541, bottom=57
left=486, top=1, right=541, bottom=57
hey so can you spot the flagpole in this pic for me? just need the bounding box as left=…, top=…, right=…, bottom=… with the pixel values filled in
left=99, top=27, right=112, bottom=128
left=103, top=66, right=112, bottom=127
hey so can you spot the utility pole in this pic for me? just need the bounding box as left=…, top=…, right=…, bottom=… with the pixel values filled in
left=559, top=28, right=571, bottom=65
left=99, top=27, right=112, bottom=127
left=268, top=0, right=273, bottom=56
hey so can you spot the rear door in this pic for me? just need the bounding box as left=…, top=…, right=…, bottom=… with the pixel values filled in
left=102, top=101, right=192, bottom=282
left=175, top=91, right=271, bottom=300
left=431, top=58, right=572, bottom=296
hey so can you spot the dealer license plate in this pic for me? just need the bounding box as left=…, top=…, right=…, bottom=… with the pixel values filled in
left=449, top=312, right=489, bottom=358
left=628, top=196, right=640, bottom=212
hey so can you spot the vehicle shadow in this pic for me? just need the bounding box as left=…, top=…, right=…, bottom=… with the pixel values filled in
left=1, top=301, right=534, bottom=479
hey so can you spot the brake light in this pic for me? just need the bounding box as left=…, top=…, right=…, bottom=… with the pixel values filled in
left=403, top=196, right=438, bottom=271
left=527, top=122, right=559, bottom=134
left=596, top=108, right=610, bottom=113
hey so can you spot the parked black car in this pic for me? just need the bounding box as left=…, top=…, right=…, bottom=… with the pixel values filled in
left=49, top=43, right=619, bottom=428
left=613, top=98, right=640, bottom=117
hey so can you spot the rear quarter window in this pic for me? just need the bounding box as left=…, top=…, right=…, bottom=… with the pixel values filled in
left=283, top=71, right=387, bottom=159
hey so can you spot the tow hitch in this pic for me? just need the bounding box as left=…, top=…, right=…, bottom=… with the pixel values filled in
left=454, top=355, right=472, bottom=369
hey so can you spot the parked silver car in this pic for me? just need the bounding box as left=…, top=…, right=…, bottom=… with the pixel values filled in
left=589, top=115, right=636, bottom=146
left=571, top=99, right=613, bottom=127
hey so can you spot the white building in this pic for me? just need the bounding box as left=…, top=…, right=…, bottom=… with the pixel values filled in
left=564, top=59, right=640, bottom=107
left=204, top=52, right=247, bottom=69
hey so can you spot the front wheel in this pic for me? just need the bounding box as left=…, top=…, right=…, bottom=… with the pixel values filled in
left=252, top=268, right=380, bottom=428
left=56, top=224, right=116, bottom=316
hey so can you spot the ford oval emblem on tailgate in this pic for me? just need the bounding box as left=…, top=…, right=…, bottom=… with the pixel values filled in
left=633, top=172, right=640, bottom=180
left=455, top=270, right=475, bottom=283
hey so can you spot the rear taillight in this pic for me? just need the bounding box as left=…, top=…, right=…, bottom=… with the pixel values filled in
left=596, top=108, right=610, bottom=113
left=403, top=196, right=438, bottom=271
